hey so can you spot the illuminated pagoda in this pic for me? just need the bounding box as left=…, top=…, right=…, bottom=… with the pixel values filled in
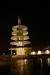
left=9, top=16, right=31, bottom=57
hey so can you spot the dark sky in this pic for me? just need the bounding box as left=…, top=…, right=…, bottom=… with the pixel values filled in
left=0, top=2, right=50, bottom=49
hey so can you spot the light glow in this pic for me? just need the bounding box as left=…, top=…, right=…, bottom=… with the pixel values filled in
left=30, top=51, right=36, bottom=55
left=45, top=50, right=50, bottom=54
left=37, top=50, right=42, bottom=55
left=47, top=58, right=50, bottom=65
left=13, top=53, right=16, bottom=55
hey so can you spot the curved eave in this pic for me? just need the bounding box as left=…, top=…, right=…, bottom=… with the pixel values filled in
left=12, top=25, right=28, bottom=31
left=10, top=41, right=30, bottom=46
left=11, top=31, right=28, bottom=36
left=11, top=36, right=29, bottom=40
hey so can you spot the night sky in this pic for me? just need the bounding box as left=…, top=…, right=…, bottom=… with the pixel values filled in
left=0, top=2, right=50, bottom=50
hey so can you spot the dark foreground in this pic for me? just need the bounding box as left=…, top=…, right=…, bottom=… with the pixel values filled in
left=0, top=56, right=50, bottom=75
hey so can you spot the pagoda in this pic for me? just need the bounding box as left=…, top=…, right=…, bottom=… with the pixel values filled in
left=9, top=16, right=32, bottom=57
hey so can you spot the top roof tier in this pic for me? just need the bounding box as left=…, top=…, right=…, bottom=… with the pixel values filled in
left=12, top=16, right=28, bottom=31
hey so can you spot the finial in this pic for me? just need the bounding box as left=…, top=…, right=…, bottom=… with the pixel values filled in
left=18, top=16, right=21, bottom=25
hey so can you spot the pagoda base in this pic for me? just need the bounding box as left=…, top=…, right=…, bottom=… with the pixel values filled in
left=11, top=55, right=28, bottom=59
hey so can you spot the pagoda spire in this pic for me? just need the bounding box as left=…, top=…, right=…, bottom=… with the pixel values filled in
left=18, top=16, right=21, bottom=25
